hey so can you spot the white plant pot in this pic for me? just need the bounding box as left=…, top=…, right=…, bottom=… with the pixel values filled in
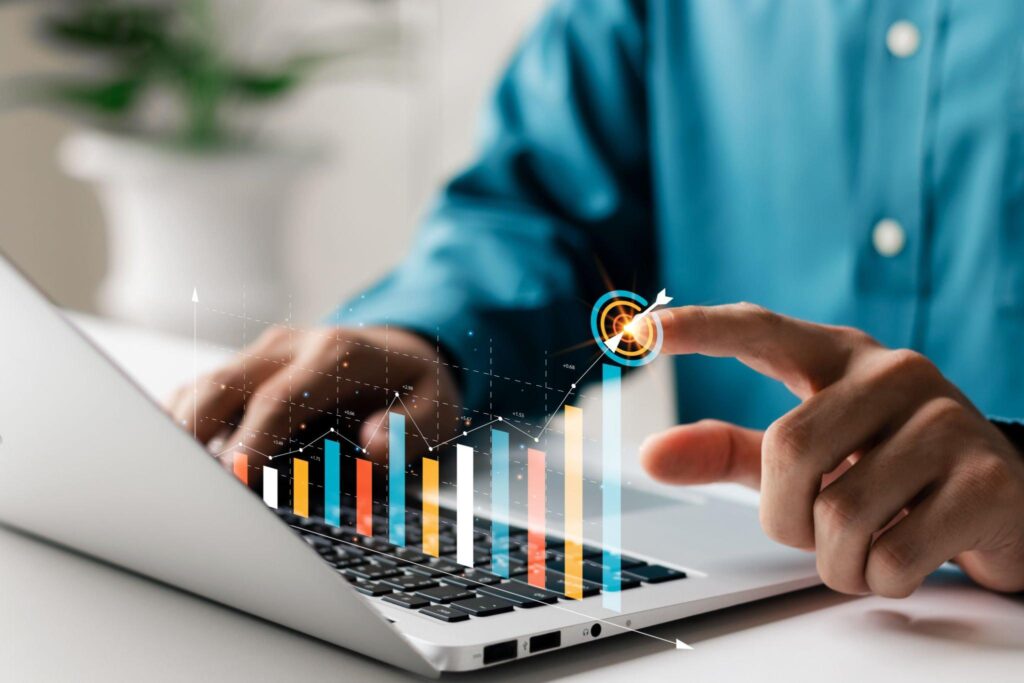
left=60, top=130, right=312, bottom=344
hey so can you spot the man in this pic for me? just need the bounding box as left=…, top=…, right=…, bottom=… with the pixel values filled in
left=170, top=1, right=1024, bottom=597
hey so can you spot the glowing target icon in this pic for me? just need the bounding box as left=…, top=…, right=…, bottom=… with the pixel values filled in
left=590, top=289, right=672, bottom=367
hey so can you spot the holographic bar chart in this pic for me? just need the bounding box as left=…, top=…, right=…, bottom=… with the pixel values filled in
left=490, top=428, right=510, bottom=578
left=563, top=405, right=584, bottom=599
left=389, top=413, right=406, bottom=546
left=356, top=458, right=372, bottom=536
left=527, top=447, right=546, bottom=588
left=232, top=288, right=671, bottom=610
left=262, top=466, right=278, bottom=509
left=602, top=363, right=622, bottom=610
left=422, top=457, right=439, bottom=557
left=232, top=452, right=247, bottom=485
left=324, top=438, right=340, bottom=526
left=293, top=458, right=309, bottom=518
left=456, top=444, right=474, bottom=567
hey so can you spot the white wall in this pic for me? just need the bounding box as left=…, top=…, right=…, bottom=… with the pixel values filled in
left=0, top=0, right=547, bottom=323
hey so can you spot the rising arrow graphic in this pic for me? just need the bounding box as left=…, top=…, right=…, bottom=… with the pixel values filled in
left=603, top=288, right=673, bottom=353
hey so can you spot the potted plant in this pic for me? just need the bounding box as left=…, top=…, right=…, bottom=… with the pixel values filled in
left=4, top=0, right=397, bottom=340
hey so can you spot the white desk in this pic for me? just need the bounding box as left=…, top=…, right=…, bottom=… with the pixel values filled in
left=1, top=315, right=1021, bottom=682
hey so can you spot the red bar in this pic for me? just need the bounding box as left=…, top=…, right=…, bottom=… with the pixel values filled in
left=527, top=448, right=546, bottom=588
left=232, top=451, right=248, bottom=485
left=356, top=458, right=373, bottom=537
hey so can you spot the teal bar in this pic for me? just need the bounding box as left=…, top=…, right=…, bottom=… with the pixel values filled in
left=491, top=428, right=510, bottom=577
left=324, top=438, right=341, bottom=526
left=602, top=364, right=622, bottom=610
left=389, top=412, right=406, bottom=546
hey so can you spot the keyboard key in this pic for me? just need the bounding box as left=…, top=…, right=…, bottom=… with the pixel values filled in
left=443, top=568, right=503, bottom=588
left=414, top=585, right=475, bottom=604
left=429, top=559, right=465, bottom=576
left=304, top=534, right=333, bottom=548
left=352, top=581, right=392, bottom=597
left=477, top=582, right=559, bottom=608
left=380, top=575, right=439, bottom=592
left=369, top=555, right=399, bottom=568
left=419, top=604, right=470, bottom=623
left=619, top=555, right=648, bottom=570
left=505, top=557, right=527, bottom=577
left=449, top=596, right=516, bottom=617
left=557, top=561, right=640, bottom=590
left=621, top=565, right=687, bottom=583
left=540, top=573, right=602, bottom=598
left=405, top=564, right=444, bottom=579
left=360, top=538, right=397, bottom=554
left=395, top=547, right=429, bottom=564
left=330, top=556, right=366, bottom=570
left=334, top=545, right=365, bottom=558
left=344, top=565, right=402, bottom=582
left=382, top=593, right=431, bottom=609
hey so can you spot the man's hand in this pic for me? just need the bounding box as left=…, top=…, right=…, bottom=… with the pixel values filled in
left=166, top=326, right=460, bottom=465
left=637, top=303, right=1024, bottom=597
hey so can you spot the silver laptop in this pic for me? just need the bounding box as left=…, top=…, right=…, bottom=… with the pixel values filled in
left=0, top=253, right=819, bottom=676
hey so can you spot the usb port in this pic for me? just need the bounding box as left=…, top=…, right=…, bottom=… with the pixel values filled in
left=529, top=631, right=561, bottom=653
left=483, top=640, right=518, bottom=665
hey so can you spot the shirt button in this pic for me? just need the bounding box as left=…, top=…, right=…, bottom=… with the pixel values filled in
left=886, top=21, right=920, bottom=58
left=872, top=219, right=906, bottom=257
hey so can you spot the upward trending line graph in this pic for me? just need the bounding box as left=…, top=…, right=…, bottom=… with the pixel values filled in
left=214, top=350, right=606, bottom=463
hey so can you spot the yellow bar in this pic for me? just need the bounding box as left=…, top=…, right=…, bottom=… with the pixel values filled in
left=293, top=458, right=309, bottom=518
left=422, top=458, right=439, bottom=557
left=564, top=405, right=584, bottom=599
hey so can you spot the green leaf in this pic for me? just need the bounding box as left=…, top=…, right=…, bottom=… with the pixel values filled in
left=228, top=71, right=299, bottom=99
left=46, top=77, right=145, bottom=114
left=41, top=5, right=169, bottom=52
left=227, top=54, right=329, bottom=101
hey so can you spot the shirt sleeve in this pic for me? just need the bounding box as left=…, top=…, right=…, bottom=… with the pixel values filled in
left=329, top=0, right=654, bottom=416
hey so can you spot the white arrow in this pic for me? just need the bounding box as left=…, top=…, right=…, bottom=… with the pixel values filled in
left=676, top=639, right=693, bottom=650
left=603, top=288, right=673, bottom=353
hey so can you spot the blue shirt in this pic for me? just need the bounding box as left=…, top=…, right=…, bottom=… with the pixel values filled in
left=334, top=0, right=1024, bottom=429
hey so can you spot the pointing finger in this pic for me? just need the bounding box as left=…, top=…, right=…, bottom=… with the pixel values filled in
left=644, top=303, right=874, bottom=398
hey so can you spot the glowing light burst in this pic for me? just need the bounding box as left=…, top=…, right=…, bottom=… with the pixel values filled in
left=590, top=289, right=668, bottom=367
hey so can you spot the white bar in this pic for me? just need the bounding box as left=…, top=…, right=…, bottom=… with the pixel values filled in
left=263, top=466, right=278, bottom=509
left=456, top=444, right=474, bottom=567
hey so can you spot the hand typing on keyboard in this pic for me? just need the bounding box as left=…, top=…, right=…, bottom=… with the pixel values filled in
left=166, top=326, right=461, bottom=464
left=636, top=303, right=1024, bottom=598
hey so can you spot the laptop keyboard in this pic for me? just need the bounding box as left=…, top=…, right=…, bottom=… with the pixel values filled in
left=277, top=508, right=686, bottom=624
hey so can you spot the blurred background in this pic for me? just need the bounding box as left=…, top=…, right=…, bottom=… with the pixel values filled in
left=0, top=0, right=679, bottom=482
left=0, top=0, right=547, bottom=336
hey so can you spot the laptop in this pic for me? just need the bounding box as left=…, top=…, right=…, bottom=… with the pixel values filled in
left=0, top=253, right=819, bottom=676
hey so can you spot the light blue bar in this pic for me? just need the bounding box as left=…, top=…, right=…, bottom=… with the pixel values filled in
left=324, top=438, right=341, bottom=526
left=491, top=428, right=510, bottom=578
left=389, top=412, right=406, bottom=546
left=602, top=364, right=622, bottom=610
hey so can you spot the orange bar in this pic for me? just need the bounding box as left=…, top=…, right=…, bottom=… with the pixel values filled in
left=356, top=458, right=373, bottom=536
left=293, top=458, right=309, bottom=518
left=564, top=406, right=584, bottom=599
left=527, top=448, right=546, bottom=588
left=422, top=458, right=439, bottom=557
left=232, top=451, right=248, bottom=485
